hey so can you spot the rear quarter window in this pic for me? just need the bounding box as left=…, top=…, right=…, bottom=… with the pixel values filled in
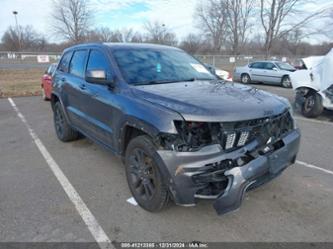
left=58, top=51, right=72, bottom=73
left=47, top=64, right=57, bottom=75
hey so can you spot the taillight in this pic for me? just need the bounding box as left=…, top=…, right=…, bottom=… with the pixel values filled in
left=227, top=72, right=232, bottom=81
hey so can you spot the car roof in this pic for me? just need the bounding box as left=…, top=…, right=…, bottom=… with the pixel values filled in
left=104, top=42, right=181, bottom=51
left=63, top=42, right=181, bottom=53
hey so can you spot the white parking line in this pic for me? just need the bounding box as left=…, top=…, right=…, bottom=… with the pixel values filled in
left=295, top=116, right=333, bottom=126
left=296, top=160, right=333, bottom=176
left=8, top=98, right=112, bottom=249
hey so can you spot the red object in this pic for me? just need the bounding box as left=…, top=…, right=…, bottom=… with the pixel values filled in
left=226, top=72, right=232, bottom=81
left=41, top=63, right=57, bottom=100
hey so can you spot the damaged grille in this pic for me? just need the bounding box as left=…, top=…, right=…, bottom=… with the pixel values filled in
left=172, top=110, right=293, bottom=152
left=221, top=110, right=294, bottom=151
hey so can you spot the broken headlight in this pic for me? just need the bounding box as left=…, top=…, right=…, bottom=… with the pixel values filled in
left=173, top=121, right=254, bottom=152
left=173, top=121, right=217, bottom=151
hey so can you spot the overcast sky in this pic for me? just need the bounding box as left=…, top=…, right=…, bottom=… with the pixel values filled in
left=0, top=0, right=332, bottom=43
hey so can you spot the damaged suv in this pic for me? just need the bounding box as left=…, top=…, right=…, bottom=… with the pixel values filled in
left=51, top=43, right=300, bottom=215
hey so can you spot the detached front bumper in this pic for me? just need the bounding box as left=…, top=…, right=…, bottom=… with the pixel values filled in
left=157, top=129, right=301, bottom=215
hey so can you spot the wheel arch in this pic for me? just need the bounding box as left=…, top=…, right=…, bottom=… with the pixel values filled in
left=295, top=86, right=319, bottom=96
left=50, top=93, right=60, bottom=110
left=118, top=118, right=161, bottom=157
left=241, top=72, right=250, bottom=78
left=282, top=74, right=290, bottom=80
left=50, top=93, right=71, bottom=123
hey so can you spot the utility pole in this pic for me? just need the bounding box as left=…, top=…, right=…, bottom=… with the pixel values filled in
left=12, top=11, right=21, bottom=51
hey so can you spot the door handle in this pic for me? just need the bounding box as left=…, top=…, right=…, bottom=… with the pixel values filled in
left=79, top=84, right=86, bottom=90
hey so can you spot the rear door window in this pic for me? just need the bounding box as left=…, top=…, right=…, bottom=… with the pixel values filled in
left=69, top=50, right=88, bottom=78
left=251, top=62, right=265, bottom=69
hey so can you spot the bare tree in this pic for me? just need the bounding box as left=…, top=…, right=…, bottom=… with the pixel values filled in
left=224, top=0, right=254, bottom=55
left=86, top=27, right=115, bottom=42
left=180, top=33, right=204, bottom=54
left=196, top=0, right=228, bottom=52
left=144, top=21, right=178, bottom=46
left=51, top=0, right=91, bottom=43
left=121, top=29, right=143, bottom=43
left=106, top=28, right=143, bottom=43
left=85, top=27, right=144, bottom=43
left=260, top=0, right=327, bottom=58
left=97, top=27, right=115, bottom=42
left=1, top=25, right=46, bottom=51
left=326, top=8, right=333, bottom=39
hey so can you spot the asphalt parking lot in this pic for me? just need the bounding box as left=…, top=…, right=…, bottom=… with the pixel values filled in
left=0, top=84, right=333, bottom=245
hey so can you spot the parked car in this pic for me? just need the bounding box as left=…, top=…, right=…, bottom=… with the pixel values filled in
left=51, top=43, right=300, bottom=215
left=291, top=49, right=333, bottom=118
left=233, top=61, right=296, bottom=88
left=205, top=64, right=232, bottom=81
left=41, top=63, right=57, bottom=100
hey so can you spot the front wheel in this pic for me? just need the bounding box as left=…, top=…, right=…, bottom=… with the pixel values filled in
left=125, top=135, right=170, bottom=212
left=302, top=91, right=323, bottom=118
left=281, top=75, right=292, bottom=88
left=241, top=73, right=251, bottom=84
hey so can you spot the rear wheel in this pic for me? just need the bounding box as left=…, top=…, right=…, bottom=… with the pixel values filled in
left=125, top=135, right=170, bottom=212
left=281, top=75, right=292, bottom=88
left=53, top=101, right=79, bottom=141
left=241, top=73, right=251, bottom=84
left=302, top=91, right=323, bottom=118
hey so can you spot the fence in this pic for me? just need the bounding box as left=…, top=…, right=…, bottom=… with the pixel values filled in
left=0, top=51, right=297, bottom=71
left=194, top=54, right=297, bottom=71
left=0, top=51, right=61, bottom=69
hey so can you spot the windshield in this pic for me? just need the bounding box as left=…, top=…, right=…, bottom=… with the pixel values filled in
left=113, top=48, right=216, bottom=85
left=276, top=62, right=295, bottom=71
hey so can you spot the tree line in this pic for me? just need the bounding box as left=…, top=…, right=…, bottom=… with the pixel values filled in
left=1, top=0, right=332, bottom=57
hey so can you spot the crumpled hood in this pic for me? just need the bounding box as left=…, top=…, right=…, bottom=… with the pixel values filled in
left=132, top=81, right=289, bottom=122
left=291, top=48, right=333, bottom=91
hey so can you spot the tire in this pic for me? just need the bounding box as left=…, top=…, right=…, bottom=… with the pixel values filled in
left=241, top=73, right=251, bottom=84
left=281, top=75, right=292, bottom=88
left=302, top=91, right=323, bottom=118
left=53, top=101, right=79, bottom=142
left=125, top=135, right=170, bottom=212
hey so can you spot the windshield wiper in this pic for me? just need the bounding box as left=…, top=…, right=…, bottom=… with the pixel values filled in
left=133, top=77, right=217, bottom=86
left=134, top=78, right=196, bottom=85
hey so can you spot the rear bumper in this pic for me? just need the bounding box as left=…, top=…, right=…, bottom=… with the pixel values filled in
left=232, top=72, right=241, bottom=82
left=157, top=129, right=300, bottom=215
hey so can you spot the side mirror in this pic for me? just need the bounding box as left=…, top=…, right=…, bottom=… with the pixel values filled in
left=85, top=69, right=115, bottom=87
left=272, top=67, right=278, bottom=71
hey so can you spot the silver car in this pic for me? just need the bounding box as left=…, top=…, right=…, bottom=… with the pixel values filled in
left=233, top=61, right=296, bottom=88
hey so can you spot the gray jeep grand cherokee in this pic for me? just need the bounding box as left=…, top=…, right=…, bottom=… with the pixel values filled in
left=51, top=43, right=300, bottom=215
